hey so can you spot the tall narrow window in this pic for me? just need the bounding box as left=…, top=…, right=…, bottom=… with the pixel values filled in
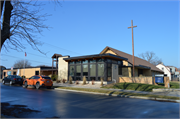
left=90, top=64, right=96, bottom=76
left=98, top=64, right=104, bottom=76
left=118, top=66, right=122, bottom=75
left=107, top=63, right=112, bottom=81
left=76, top=65, right=81, bottom=76
left=69, top=66, right=74, bottom=76
left=83, top=65, right=88, bottom=76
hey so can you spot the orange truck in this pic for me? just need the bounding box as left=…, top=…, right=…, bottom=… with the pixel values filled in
left=23, top=75, right=53, bottom=89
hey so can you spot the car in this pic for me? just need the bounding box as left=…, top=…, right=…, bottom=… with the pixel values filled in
left=2, top=75, right=24, bottom=85
left=23, top=75, right=53, bottom=89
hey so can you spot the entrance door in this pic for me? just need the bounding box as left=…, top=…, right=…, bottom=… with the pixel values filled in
left=112, top=64, right=118, bottom=83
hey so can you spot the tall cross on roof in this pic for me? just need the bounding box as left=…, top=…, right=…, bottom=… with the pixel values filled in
left=128, top=20, right=137, bottom=78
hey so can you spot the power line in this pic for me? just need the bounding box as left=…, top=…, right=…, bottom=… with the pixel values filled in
left=42, top=41, right=83, bottom=56
left=21, top=51, right=51, bottom=59
left=1, top=54, right=51, bottom=65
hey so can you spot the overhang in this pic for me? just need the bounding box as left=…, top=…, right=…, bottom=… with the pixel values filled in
left=63, top=53, right=128, bottom=61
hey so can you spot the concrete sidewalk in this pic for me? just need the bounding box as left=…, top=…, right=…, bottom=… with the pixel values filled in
left=53, top=82, right=180, bottom=98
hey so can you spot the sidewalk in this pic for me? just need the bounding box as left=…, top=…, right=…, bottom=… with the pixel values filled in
left=53, top=82, right=180, bottom=98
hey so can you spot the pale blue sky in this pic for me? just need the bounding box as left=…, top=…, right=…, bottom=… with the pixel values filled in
left=1, top=0, right=179, bottom=68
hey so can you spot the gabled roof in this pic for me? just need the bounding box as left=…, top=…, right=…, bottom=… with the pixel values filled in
left=100, top=46, right=163, bottom=72
left=51, top=54, right=62, bottom=58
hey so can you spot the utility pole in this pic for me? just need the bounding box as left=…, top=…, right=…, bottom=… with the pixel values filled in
left=128, top=20, right=137, bottom=78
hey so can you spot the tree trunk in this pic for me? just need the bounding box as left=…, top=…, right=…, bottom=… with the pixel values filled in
left=1, top=0, right=4, bottom=17
left=1, top=0, right=13, bottom=50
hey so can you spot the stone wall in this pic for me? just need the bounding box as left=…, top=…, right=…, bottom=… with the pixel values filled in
left=119, top=77, right=153, bottom=84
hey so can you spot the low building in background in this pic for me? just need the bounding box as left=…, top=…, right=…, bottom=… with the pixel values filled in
left=2, top=66, right=55, bottom=79
left=156, top=64, right=180, bottom=81
left=156, top=63, right=172, bottom=81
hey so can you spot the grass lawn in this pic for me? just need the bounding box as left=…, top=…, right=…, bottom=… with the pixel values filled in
left=157, top=82, right=180, bottom=89
left=55, top=86, right=179, bottom=100
left=101, top=82, right=166, bottom=92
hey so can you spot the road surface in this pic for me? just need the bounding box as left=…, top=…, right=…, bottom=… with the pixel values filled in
left=1, top=83, right=179, bottom=118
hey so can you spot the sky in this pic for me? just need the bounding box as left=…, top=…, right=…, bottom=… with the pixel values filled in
left=0, top=0, right=179, bottom=69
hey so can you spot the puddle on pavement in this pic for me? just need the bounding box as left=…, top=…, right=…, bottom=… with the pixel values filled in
left=1, top=102, right=41, bottom=118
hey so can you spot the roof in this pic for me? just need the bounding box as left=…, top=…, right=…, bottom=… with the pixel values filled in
left=63, top=53, right=128, bottom=61
left=51, top=54, right=62, bottom=58
left=156, top=63, right=171, bottom=74
left=100, top=46, right=163, bottom=72
left=3, top=66, right=55, bottom=70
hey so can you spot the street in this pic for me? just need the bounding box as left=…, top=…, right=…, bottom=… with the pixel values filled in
left=1, top=83, right=179, bottom=118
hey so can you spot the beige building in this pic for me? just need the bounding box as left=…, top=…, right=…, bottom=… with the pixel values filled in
left=2, top=66, right=54, bottom=79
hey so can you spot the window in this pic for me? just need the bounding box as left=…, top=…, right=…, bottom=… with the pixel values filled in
left=15, top=76, right=22, bottom=78
left=76, top=77, right=81, bottom=81
left=118, top=61, right=123, bottom=65
left=13, top=71, right=16, bottom=75
left=98, top=64, right=104, bottom=76
left=107, top=64, right=112, bottom=77
left=118, top=66, right=122, bottom=75
left=112, top=60, right=117, bottom=64
left=83, top=65, right=88, bottom=76
left=97, top=59, right=104, bottom=63
left=138, top=69, right=143, bottom=76
left=162, top=68, right=164, bottom=71
left=90, top=64, right=96, bottom=76
left=76, top=65, right=81, bottom=76
left=76, top=61, right=81, bottom=64
left=35, top=71, right=39, bottom=75
left=4, top=72, right=6, bottom=77
left=90, top=60, right=96, bottom=63
left=98, top=77, right=104, bottom=81
left=107, top=59, right=111, bottom=63
left=42, top=76, right=51, bottom=79
left=90, top=77, right=96, bottom=81
left=69, top=66, right=75, bottom=76
left=35, top=76, right=40, bottom=79
left=82, top=60, right=88, bottom=64
left=29, top=76, right=35, bottom=79
left=69, top=61, right=75, bottom=64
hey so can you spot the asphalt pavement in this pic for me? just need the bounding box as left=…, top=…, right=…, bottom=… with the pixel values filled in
left=1, top=83, right=180, bottom=118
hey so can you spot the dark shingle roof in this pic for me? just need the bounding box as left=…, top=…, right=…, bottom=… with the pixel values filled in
left=51, top=54, right=62, bottom=58
left=100, top=46, right=163, bottom=72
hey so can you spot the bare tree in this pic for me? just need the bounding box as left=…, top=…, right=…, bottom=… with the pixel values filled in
left=1, top=0, right=60, bottom=54
left=138, top=51, right=162, bottom=66
left=13, top=59, right=31, bottom=68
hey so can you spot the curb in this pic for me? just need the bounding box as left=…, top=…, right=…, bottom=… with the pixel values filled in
left=153, top=88, right=180, bottom=92
left=55, top=88, right=180, bottom=103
